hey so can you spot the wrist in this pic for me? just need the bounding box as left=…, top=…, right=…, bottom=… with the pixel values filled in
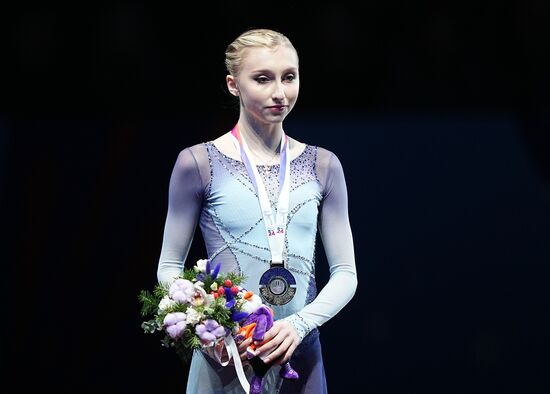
left=281, top=313, right=314, bottom=343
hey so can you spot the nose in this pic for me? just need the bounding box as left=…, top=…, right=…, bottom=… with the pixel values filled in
left=272, top=81, right=285, bottom=101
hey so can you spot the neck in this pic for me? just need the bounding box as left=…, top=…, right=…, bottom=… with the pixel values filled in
left=236, top=120, right=284, bottom=157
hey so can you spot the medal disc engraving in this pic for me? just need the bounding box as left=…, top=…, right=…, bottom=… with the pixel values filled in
left=259, top=267, right=296, bottom=305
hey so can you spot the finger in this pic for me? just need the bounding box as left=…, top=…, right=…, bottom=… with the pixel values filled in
left=254, top=324, right=281, bottom=346
left=256, top=323, right=294, bottom=349
left=239, top=342, right=255, bottom=360
left=276, top=341, right=298, bottom=365
left=260, top=337, right=292, bottom=364
left=254, top=335, right=282, bottom=356
left=240, top=345, right=256, bottom=361
left=237, top=337, right=252, bottom=352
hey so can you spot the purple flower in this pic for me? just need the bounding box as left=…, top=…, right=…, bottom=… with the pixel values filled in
left=204, top=259, right=221, bottom=279
left=195, top=319, right=226, bottom=345
left=211, top=262, right=221, bottom=280
left=196, top=272, right=206, bottom=282
left=169, top=278, right=195, bottom=303
left=163, top=312, right=187, bottom=339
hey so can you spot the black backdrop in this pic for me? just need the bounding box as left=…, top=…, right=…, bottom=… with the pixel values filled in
left=4, top=3, right=550, bottom=394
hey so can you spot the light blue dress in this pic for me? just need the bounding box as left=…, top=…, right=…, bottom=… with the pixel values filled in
left=157, top=136, right=357, bottom=393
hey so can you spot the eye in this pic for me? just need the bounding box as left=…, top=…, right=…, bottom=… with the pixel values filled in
left=254, top=76, right=270, bottom=84
left=284, top=74, right=296, bottom=82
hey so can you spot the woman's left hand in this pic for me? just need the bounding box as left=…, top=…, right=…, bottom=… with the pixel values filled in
left=252, top=320, right=300, bottom=365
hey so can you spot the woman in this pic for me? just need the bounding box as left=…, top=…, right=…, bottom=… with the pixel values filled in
left=157, top=28, right=357, bottom=393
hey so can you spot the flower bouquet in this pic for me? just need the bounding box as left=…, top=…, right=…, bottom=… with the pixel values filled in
left=139, top=258, right=298, bottom=394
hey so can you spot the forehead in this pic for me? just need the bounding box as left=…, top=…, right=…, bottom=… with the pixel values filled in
left=239, top=45, right=299, bottom=73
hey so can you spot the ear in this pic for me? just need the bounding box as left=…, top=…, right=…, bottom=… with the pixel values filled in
left=226, top=75, right=239, bottom=97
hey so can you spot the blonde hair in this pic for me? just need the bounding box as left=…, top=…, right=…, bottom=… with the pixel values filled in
left=225, top=28, right=297, bottom=76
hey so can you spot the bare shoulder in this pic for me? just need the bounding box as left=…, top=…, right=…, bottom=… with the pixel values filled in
left=286, top=135, right=308, bottom=159
left=211, top=131, right=240, bottom=160
left=212, top=132, right=308, bottom=160
left=212, top=131, right=230, bottom=145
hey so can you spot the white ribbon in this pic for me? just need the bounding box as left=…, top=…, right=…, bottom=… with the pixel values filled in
left=211, top=334, right=250, bottom=393
left=225, top=334, right=250, bottom=393
left=230, top=125, right=290, bottom=265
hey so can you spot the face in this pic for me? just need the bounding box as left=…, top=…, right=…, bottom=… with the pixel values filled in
left=227, top=45, right=300, bottom=126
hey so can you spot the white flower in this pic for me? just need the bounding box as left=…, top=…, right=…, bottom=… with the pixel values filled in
left=186, top=307, right=203, bottom=325
left=158, top=295, right=177, bottom=311
left=196, top=259, right=208, bottom=272
left=169, top=278, right=195, bottom=303
left=190, top=285, right=210, bottom=307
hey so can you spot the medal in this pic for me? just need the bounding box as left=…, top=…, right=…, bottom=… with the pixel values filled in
left=231, top=124, right=296, bottom=305
left=259, top=263, right=296, bottom=305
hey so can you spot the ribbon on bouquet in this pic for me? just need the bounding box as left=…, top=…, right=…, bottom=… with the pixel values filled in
left=212, top=333, right=250, bottom=393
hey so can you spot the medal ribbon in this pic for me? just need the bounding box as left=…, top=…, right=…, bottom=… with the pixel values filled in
left=230, top=124, right=290, bottom=265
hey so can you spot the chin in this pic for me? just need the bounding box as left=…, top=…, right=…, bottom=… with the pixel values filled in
left=270, top=112, right=291, bottom=121
left=267, top=117, right=287, bottom=125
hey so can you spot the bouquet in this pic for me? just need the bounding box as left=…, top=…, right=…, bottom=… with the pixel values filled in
left=139, top=258, right=299, bottom=394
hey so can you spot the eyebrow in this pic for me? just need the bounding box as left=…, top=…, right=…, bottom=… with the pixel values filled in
left=249, top=67, right=298, bottom=74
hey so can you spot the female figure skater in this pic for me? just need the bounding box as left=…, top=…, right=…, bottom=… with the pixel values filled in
left=156, top=28, right=357, bottom=393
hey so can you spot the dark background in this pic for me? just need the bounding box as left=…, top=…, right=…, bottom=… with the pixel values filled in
left=4, top=2, right=550, bottom=393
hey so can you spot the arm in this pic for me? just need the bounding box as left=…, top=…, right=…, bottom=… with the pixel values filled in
left=282, top=150, right=358, bottom=340
left=255, top=151, right=358, bottom=364
left=157, top=147, right=204, bottom=286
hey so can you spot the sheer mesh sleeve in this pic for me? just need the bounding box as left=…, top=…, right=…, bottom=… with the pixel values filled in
left=156, top=146, right=206, bottom=286
left=283, top=148, right=358, bottom=341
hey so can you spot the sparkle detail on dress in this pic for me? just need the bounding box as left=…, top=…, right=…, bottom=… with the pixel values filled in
left=203, top=140, right=321, bottom=292
left=209, top=142, right=317, bottom=204
left=198, top=140, right=323, bottom=387
left=283, top=313, right=315, bottom=342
